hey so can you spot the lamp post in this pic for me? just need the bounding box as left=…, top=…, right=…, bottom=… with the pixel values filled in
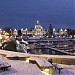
left=10, top=29, right=12, bottom=37
left=21, top=28, right=23, bottom=37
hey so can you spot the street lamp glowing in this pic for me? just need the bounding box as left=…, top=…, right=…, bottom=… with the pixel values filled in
left=0, top=35, right=2, bottom=39
left=10, top=29, right=12, bottom=37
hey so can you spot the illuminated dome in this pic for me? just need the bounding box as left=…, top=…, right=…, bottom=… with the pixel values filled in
left=35, top=20, right=43, bottom=29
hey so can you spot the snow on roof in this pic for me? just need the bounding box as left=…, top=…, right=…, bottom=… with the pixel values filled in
left=6, top=53, right=30, bottom=58
left=0, top=49, right=31, bottom=57
left=29, top=57, right=53, bottom=67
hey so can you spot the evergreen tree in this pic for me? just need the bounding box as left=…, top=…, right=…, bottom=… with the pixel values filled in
left=2, top=41, right=16, bottom=51
left=18, top=30, right=22, bottom=36
left=47, top=23, right=53, bottom=38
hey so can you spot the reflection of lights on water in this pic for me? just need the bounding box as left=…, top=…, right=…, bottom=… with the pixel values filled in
left=59, top=36, right=60, bottom=37
left=51, top=36, right=53, bottom=38
left=70, top=35, right=72, bottom=38
left=33, top=36, right=35, bottom=37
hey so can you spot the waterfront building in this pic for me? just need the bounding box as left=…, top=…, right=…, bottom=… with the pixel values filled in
left=63, top=29, right=68, bottom=36
left=58, top=29, right=68, bottom=37
left=21, top=28, right=28, bottom=36
left=12, top=21, right=71, bottom=38
left=53, top=28, right=56, bottom=36
left=59, top=29, right=64, bottom=36
left=20, top=20, right=46, bottom=37
left=32, top=20, right=46, bottom=36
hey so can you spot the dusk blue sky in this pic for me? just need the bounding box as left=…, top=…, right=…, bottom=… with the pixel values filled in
left=0, top=0, right=74, bottom=30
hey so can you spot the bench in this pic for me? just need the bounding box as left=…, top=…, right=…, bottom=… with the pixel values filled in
left=29, top=57, right=53, bottom=75
left=53, top=64, right=63, bottom=73
left=0, top=63, right=11, bottom=71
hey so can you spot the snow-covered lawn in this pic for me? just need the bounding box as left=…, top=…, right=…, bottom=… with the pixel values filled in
left=0, top=50, right=75, bottom=75
left=0, top=56, right=45, bottom=75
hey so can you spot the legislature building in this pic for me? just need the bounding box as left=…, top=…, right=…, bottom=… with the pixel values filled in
left=20, top=20, right=46, bottom=37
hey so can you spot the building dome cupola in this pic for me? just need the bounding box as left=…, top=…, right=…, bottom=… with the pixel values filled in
left=36, top=20, right=40, bottom=25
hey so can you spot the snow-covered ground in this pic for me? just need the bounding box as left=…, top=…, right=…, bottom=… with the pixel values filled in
left=0, top=56, right=75, bottom=75
left=0, top=50, right=75, bottom=75
left=0, top=56, right=45, bottom=75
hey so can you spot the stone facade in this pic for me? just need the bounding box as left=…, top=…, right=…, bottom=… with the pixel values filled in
left=21, top=20, right=46, bottom=37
